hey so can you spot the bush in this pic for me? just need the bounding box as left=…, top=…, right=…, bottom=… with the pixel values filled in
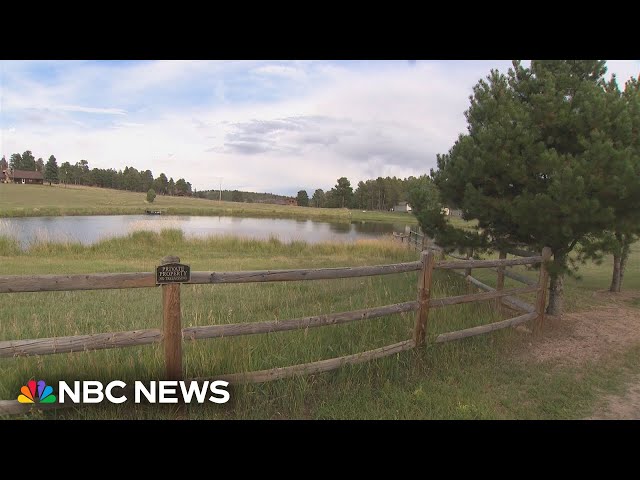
left=146, top=189, right=156, bottom=203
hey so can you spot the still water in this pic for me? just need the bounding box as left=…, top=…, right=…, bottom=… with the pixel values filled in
left=0, top=215, right=414, bottom=248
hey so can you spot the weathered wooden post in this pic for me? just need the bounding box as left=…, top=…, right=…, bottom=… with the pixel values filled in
left=464, top=248, right=473, bottom=277
left=464, top=247, right=473, bottom=292
left=496, top=250, right=507, bottom=315
left=157, top=255, right=188, bottom=381
left=534, top=247, right=552, bottom=335
left=413, top=250, right=435, bottom=347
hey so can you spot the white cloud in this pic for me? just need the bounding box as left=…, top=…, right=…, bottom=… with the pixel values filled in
left=252, top=65, right=308, bottom=81
left=2, top=60, right=638, bottom=195
left=59, top=105, right=126, bottom=115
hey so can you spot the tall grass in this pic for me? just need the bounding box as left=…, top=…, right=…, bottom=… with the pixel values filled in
left=2, top=232, right=639, bottom=419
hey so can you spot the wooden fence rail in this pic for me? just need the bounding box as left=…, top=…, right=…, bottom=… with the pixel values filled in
left=0, top=261, right=423, bottom=294
left=0, top=246, right=552, bottom=416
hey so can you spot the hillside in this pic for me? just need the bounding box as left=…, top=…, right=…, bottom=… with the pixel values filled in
left=0, top=183, right=419, bottom=224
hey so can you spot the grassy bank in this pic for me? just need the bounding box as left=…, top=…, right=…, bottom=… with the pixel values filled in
left=1, top=232, right=639, bottom=419
left=0, top=183, right=418, bottom=224
left=463, top=241, right=640, bottom=312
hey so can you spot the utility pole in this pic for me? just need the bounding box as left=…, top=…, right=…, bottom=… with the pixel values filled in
left=214, top=176, right=223, bottom=202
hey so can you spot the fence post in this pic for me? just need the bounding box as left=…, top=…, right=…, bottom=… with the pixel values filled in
left=413, top=250, right=435, bottom=347
left=161, top=255, right=183, bottom=381
left=534, top=247, right=552, bottom=335
left=496, top=250, right=507, bottom=315
left=464, top=247, right=473, bottom=292
left=464, top=247, right=473, bottom=277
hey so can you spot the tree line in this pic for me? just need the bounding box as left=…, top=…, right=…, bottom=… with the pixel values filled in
left=294, top=175, right=431, bottom=209
left=196, top=175, right=431, bottom=210
left=408, top=60, right=640, bottom=314
left=1, top=152, right=193, bottom=196
left=194, top=189, right=292, bottom=204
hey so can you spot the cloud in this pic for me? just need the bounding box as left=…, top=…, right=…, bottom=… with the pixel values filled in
left=111, top=122, right=144, bottom=129
left=252, top=65, right=307, bottom=81
left=2, top=60, right=639, bottom=196
left=59, top=105, right=126, bottom=115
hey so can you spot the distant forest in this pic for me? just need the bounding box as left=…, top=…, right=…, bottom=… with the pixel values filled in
left=196, top=175, right=430, bottom=210
left=2, top=151, right=193, bottom=196
left=2, top=150, right=429, bottom=210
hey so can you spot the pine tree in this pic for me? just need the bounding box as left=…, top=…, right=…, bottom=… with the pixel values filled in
left=311, top=189, right=325, bottom=207
left=44, top=155, right=59, bottom=185
left=9, top=153, right=22, bottom=170
left=21, top=150, right=36, bottom=170
left=577, top=76, right=640, bottom=292
left=420, top=60, right=627, bottom=315
left=296, top=190, right=309, bottom=207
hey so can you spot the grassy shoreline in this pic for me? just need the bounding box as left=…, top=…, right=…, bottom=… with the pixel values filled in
left=1, top=231, right=639, bottom=419
left=0, top=183, right=418, bottom=224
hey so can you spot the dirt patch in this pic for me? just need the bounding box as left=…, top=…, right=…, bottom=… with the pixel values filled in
left=526, top=303, right=640, bottom=367
left=587, top=374, right=640, bottom=420
left=517, top=290, right=640, bottom=419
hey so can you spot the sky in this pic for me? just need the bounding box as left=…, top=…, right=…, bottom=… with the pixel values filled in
left=1, top=60, right=639, bottom=196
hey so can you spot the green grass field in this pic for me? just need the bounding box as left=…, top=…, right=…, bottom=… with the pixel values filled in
left=0, top=183, right=418, bottom=225
left=1, top=231, right=639, bottom=419
left=464, top=242, right=640, bottom=312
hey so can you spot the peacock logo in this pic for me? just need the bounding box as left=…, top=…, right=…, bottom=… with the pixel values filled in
left=17, top=379, right=57, bottom=404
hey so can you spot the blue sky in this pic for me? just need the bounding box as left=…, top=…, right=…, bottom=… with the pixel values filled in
left=1, top=60, right=639, bottom=195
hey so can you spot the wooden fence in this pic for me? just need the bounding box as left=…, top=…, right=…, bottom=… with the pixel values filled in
left=393, top=229, right=428, bottom=252
left=0, top=247, right=551, bottom=415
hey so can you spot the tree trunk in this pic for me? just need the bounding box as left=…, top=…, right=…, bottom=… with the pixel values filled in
left=610, top=253, right=622, bottom=292
left=619, top=240, right=630, bottom=292
left=546, top=253, right=565, bottom=316
left=609, top=233, right=631, bottom=293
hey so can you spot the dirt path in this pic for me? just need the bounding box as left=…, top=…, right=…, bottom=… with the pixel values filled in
left=522, top=290, right=640, bottom=419
left=587, top=374, right=640, bottom=420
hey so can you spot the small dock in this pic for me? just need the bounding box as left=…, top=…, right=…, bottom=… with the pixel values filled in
left=145, top=209, right=163, bottom=215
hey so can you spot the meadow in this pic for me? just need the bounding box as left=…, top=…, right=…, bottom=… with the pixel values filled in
left=1, top=230, right=638, bottom=419
left=0, top=183, right=418, bottom=224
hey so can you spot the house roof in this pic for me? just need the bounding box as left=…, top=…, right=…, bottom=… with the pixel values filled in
left=7, top=169, right=44, bottom=180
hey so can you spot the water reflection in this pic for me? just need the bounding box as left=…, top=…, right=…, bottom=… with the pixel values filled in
left=0, top=215, right=413, bottom=249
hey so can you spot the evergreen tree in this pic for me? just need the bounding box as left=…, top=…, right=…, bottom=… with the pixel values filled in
left=577, top=75, right=640, bottom=292
left=296, top=190, right=309, bottom=207
left=44, top=155, right=59, bottom=185
left=175, top=178, right=192, bottom=196
left=9, top=153, right=22, bottom=170
left=153, top=173, right=169, bottom=195
left=21, top=150, right=36, bottom=170
left=332, top=177, right=353, bottom=208
left=311, top=189, right=325, bottom=208
left=419, top=60, right=623, bottom=315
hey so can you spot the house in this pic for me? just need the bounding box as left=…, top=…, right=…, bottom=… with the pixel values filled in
left=2, top=169, right=44, bottom=185
left=393, top=201, right=412, bottom=212
left=263, top=197, right=298, bottom=206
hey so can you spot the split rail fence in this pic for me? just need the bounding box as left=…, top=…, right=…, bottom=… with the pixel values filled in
left=0, top=247, right=551, bottom=415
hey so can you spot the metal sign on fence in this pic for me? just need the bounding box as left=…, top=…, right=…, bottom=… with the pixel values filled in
left=156, top=263, right=191, bottom=284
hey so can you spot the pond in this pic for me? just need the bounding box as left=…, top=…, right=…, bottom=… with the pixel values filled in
left=0, top=215, right=415, bottom=249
